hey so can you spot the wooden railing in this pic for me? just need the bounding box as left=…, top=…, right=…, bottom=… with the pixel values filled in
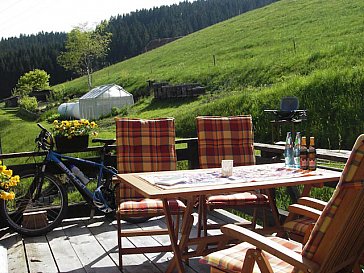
left=0, top=137, right=350, bottom=169
left=0, top=138, right=348, bottom=224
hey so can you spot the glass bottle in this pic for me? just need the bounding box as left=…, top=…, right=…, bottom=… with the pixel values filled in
left=308, top=136, right=317, bottom=171
left=293, top=132, right=301, bottom=168
left=284, top=132, right=294, bottom=168
left=300, top=136, right=308, bottom=170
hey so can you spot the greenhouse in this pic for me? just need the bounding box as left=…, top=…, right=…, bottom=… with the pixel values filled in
left=58, top=84, right=134, bottom=120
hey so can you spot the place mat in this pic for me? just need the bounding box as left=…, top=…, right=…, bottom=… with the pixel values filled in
left=139, top=164, right=320, bottom=189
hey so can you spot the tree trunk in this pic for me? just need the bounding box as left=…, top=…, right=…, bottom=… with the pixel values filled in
left=86, top=66, right=92, bottom=90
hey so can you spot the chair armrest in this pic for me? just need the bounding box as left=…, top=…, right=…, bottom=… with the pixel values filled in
left=221, top=224, right=320, bottom=272
left=288, top=204, right=322, bottom=220
left=298, top=197, right=327, bottom=211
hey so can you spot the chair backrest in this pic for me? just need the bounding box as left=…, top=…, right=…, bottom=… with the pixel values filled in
left=115, top=117, right=177, bottom=173
left=196, top=115, right=255, bottom=169
left=302, top=134, right=364, bottom=272
left=280, top=96, right=299, bottom=111
left=115, top=118, right=177, bottom=199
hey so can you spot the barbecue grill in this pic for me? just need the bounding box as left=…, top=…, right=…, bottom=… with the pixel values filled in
left=264, top=96, right=307, bottom=121
left=264, top=96, right=307, bottom=143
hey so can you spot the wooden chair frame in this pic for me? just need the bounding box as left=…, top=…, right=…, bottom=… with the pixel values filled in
left=202, top=134, right=364, bottom=273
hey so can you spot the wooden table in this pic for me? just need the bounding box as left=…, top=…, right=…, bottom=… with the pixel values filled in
left=115, top=163, right=341, bottom=273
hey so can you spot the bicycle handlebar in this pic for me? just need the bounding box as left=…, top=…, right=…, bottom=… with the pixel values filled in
left=36, top=123, right=54, bottom=151
left=37, top=123, right=48, bottom=132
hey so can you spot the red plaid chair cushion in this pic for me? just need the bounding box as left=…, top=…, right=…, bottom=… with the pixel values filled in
left=119, top=198, right=186, bottom=215
left=196, top=115, right=255, bottom=168
left=115, top=117, right=185, bottom=214
left=116, top=117, right=177, bottom=200
left=302, top=135, right=364, bottom=259
left=200, top=236, right=302, bottom=273
left=207, top=191, right=268, bottom=206
left=116, top=117, right=177, bottom=173
left=283, top=217, right=315, bottom=236
left=197, top=116, right=268, bottom=208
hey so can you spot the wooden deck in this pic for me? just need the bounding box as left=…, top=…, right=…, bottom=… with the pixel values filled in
left=0, top=209, right=248, bottom=273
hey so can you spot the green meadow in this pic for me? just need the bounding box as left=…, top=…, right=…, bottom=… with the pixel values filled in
left=2, top=0, right=364, bottom=154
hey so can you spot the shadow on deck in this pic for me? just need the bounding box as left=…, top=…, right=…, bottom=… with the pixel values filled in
left=0, top=209, right=248, bottom=273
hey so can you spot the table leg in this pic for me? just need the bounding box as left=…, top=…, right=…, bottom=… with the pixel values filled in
left=165, top=197, right=196, bottom=273
left=301, top=184, right=313, bottom=197
left=179, top=197, right=196, bottom=252
left=266, top=188, right=281, bottom=228
left=197, top=195, right=206, bottom=238
left=163, top=199, right=185, bottom=273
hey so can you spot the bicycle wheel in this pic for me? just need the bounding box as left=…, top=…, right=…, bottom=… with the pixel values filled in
left=0, top=170, right=68, bottom=236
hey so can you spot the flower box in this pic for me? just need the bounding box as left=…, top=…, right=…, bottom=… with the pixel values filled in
left=55, top=135, right=89, bottom=153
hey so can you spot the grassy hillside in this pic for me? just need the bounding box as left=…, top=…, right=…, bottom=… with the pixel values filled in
left=3, top=0, right=364, bottom=153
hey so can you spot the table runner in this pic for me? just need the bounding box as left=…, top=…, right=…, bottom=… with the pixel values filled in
left=139, top=164, right=322, bottom=189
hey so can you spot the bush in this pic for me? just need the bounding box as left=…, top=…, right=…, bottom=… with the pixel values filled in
left=18, top=96, right=38, bottom=111
left=46, top=113, right=61, bottom=123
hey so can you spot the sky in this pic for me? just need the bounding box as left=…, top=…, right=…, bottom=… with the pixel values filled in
left=0, top=0, right=189, bottom=39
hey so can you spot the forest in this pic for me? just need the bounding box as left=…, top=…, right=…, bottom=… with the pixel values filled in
left=0, top=0, right=276, bottom=99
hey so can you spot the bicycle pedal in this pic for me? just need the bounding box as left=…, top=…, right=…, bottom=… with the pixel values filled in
left=90, top=208, right=95, bottom=219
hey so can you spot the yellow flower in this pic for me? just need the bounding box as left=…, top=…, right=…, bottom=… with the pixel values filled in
left=0, top=191, right=15, bottom=200
left=3, top=169, right=13, bottom=177
left=52, top=119, right=98, bottom=138
left=0, top=164, right=19, bottom=200
left=0, top=165, right=6, bottom=172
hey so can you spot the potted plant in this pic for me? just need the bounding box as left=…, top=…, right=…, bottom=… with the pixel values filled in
left=52, top=119, right=98, bottom=153
left=0, top=161, right=20, bottom=201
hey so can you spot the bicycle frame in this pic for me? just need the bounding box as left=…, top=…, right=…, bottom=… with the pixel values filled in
left=42, top=149, right=116, bottom=206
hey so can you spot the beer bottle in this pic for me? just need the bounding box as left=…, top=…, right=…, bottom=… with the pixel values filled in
left=308, top=136, right=317, bottom=171
left=300, top=136, right=308, bottom=170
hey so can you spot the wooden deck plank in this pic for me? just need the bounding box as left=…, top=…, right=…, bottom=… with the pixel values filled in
left=47, top=223, right=86, bottom=273
left=85, top=216, right=163, bottom=273
left=0, top=231, right=28, bottom=273
left=0, top=244, right=8, bottom=273
left=128, top=216, right=192, bottom=273
left=61, top=218, right=120, bottom=273
left=0, top=209, right=249, bottom=273
left=24, top=236, right=58, bottom=273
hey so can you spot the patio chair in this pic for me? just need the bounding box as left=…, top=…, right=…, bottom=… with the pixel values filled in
left=196, top=115, right=281, bottom=236
left=200, top=134, right=364, bottom=273
left=283, top=196, right=364, bottom=272
left=115, top=117, right=185, bottom=269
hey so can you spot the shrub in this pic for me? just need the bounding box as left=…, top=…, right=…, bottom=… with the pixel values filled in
left=18, top=96, right=38, bottom=111
left=46, top=113, right=62, bottom=123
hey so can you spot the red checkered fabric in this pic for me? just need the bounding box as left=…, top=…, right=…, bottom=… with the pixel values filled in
left=116, top=117, right=177, bottom=173
left=115, top=117, right=185, bottom=214
left=200, top=236, right=302, bottom=273
left=302, top=135, right=364, bottom=260
left=196, top=115, right=255, bottom=168
left=207, top=191, right=268, bottom=206
left=197, top=116, right=268, bottom=208
left=116, top=117, right=177, bottom=199
left=283, top=217, right=315, bottom=236
left=119, top=198, right=186, bottom=215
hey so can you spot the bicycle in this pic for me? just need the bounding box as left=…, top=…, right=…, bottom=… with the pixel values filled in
left=0, top=123, right=118, bottom=236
